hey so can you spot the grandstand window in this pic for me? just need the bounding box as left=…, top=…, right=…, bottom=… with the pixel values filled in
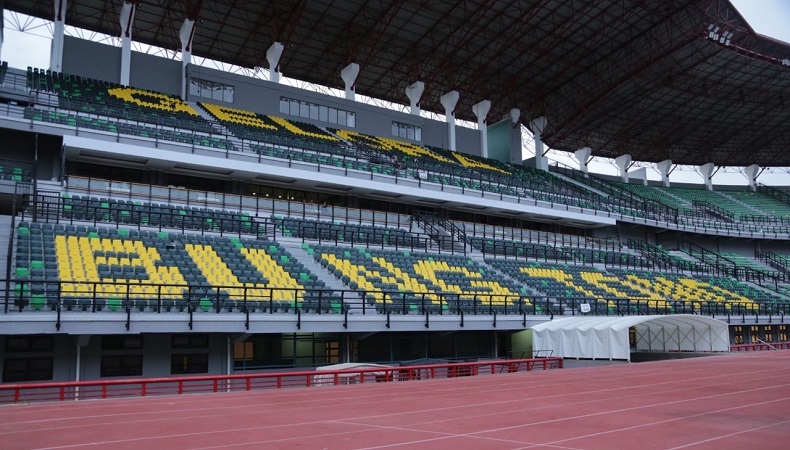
left=172, top=334, right=209, bottom=349
left=171, top=354, right=209, bottom=375
left=280, top=97, right=355, bottom=127
left=101, top=335, right=143, bottom=350
left=5, top=336, right=54, bottom=353
left=779, top=325, right=787, bottom=342
left=2, top=358, right=53, bottom=383
left=392, top=121, right=422, bottom=141
left=100, top=355, right=143, bottom=377
left=190, top=78, right=234, bottom=103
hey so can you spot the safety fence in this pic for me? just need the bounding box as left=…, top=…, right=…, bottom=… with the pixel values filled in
left=0, top=357, right=563, bottom=404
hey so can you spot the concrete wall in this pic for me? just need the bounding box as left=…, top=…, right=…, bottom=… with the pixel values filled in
left=63, top=36, right=183, bottom=96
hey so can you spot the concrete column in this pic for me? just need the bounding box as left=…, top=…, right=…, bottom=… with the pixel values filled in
left=629, top=167, right=648, bottom=185
left=744, top=164, right=760, bottom=192
left=509, top=108, right=521, bottom=165
left=119, top=1, right=137, bottom=86
left=529, top=117, right=548, bottom=171
left=341, top=62, right=360, bottom=100
left=266, top=42, right=284, bottom=83
left=656, top=159, right=673, bottom=187
left=440, top=90, right=460, bottom=151
left=179, top=19, right=196, bottom=100
left=699, top=162, right=715, bottom=190
left=50, top=0, right=68, bottom=72
left=0, top=6, right=4, bottom=62
left=472, top=100, right=491, bottom=158
left=615, top=154, right=632, bottom=182
left=575, top=147, right=592, bottom=174
left=528, top=116, right=548, bottom=171
left=405, top=81, right=424, bottom=116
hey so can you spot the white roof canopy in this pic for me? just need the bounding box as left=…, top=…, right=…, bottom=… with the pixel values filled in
left=532, top=315, right=730, bottom=361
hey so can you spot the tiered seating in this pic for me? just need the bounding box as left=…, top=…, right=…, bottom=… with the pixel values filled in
left=0, top=159, right=33, bottom=182
left=467, top=237, right=648, bottom=267
left=274, top=216, right=427, bottom=248
left=199, top=103, right=349, bottom=155
left=312, top=245, right=530, bottom=313
left=252, top=145, right=400, bottom=176
left=719, top=252, right=778, bottom=275
left=725, top=191, right=790, bottom=219
left=61, top=194, right=262, bottom=235
left=28, top=68, right=210, bottom=132
left=489, top=260, right=763, bottom=312
left=657, top=186, right=757, bottom=219
left=26, top=68, right=233, bottom=151
left=23, top=108, right=233, bottom=151
left=12, top=223, right=340, bottom=313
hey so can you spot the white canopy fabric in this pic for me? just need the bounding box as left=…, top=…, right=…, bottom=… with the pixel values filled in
left=531, top=315, right=729, bottom=361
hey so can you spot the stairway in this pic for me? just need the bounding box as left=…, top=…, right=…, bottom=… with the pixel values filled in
left=278, top=240, right=368, bottom=314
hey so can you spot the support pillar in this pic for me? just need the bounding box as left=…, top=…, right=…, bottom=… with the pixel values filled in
left=629, top=167, right=648, bottom=185
left=0, top=5, right=4, bottom=62
left=509, top=108, right=521, bottom=165
left=179, top=19, right=196, bottom=100
left=574, top=147, right=592, bottom=174
left=528, top=116, right=548, bottom=171
left=119, top=1, right=137, bottom=86
left=744, top=164, right=760, bottom=192
left=472, top=100, right=491, bottom=158
left=699, top=162, right=715, bottom=190
left=615, top=154, right=632, bottom=182
left=266, top=42, right=284, bottom=83
left=656, top=159, right=673, bottom=187
left=340, top=63, right=360, bottom=100
left=440, top=90, right=459, bottom=151
left=51, top=0, right=68, bottom=72
left=405, top=81, right=424, bottom=116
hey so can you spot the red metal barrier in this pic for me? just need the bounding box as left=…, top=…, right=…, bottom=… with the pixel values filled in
left=0, top=357, right=563, bottom=404
left=730, top=343, right=790, bottom=352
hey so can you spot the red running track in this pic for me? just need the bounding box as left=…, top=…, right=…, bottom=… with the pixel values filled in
left=2, top=351, right=790, bottom=450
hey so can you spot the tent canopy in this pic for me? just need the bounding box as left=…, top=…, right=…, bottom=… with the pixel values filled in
left=532, top=315, right=730, bottom=361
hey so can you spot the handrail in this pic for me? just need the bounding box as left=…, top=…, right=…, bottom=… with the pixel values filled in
left=730, top=342, right=790, bottom=352
left=0, top=357, right=564, bottom=404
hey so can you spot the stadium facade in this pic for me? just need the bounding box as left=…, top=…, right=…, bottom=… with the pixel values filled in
left=0, top=0, right=789, bottom=384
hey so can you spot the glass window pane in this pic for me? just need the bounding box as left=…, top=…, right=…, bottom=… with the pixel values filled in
left=310, top=104, right=319, bottom=120
left=415, top=127, right=421, bottom=141
left=224, top=86, right=234, bottom=103
left=290, top=99, right=299, bottom=116
left=328, top=108, right=338, bottom=124
left=392, top=122, right=398, bottom=136
left=347, top=112, right=355, bottom=127
left=319, top=106, right=328, bottom=122
left=300, top=102, right=309, bottom=118
left=337, top=110, right=346, bottom=125
left=212, top=84, right=223, bottom=100
left=189, top=78, right=200, bottom=96
left=407, top=126, right=415, bottom=140
left=280, top=98, right=289, bottom=114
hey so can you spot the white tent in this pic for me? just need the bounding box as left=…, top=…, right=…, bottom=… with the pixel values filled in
left=531, top=315, right=730, bottom=361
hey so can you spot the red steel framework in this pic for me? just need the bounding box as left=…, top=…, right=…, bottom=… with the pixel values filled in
left=0, top=357, right=563, bottom=405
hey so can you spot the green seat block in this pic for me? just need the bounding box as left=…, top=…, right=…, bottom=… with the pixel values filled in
left=31, top=294, right=46, bottom=311
left=15, top=267, right=29, bottom=278
left=199, top=299, right=213, bottom=312
left=107, top=297, right=122, bottom=312
left=117, top=228, right=129, bottom=237
left=30, top=260, right=44, bottom=269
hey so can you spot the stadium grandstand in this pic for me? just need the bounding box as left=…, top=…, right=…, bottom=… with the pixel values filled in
left=0, top=0, right=789, bottom=386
